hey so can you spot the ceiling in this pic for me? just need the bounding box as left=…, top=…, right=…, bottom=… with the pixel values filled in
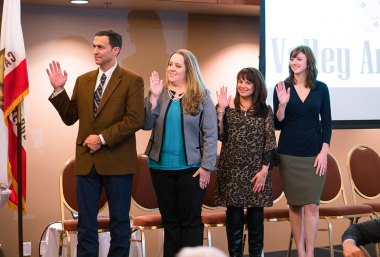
left=18, top=0, right=260, bottom=16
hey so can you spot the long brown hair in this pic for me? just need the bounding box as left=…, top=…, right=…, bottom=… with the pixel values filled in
left=285, top=45, right=318, bottom=89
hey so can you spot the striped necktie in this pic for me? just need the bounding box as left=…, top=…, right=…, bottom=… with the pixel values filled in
left=93, top=73, right=107, bottom=116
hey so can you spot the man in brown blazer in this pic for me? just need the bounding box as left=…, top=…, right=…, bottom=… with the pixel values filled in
left=46, top=30, right=144, bottom=257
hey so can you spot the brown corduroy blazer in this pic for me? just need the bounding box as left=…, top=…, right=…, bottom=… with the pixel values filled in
left=49, top=65, right=144, bottom=175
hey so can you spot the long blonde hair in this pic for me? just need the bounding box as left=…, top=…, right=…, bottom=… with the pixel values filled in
left=165, top=49, right=206, bottom=115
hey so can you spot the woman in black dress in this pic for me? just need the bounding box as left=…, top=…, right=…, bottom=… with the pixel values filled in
left=274, top=45, right=332, bottom=257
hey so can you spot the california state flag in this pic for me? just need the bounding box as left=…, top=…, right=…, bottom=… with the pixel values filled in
left=0, top=0, right=29, bottom=213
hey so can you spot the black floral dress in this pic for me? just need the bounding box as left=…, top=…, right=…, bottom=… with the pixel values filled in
left=215, top=106, right=277, bottom=207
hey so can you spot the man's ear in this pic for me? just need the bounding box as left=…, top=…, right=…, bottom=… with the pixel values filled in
left=113, top=47, right=120, bottom=56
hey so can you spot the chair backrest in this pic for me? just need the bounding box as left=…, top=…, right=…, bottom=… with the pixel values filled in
left=202, top=155, right=221, bottom=209
left=348, top=145, right=380, bottom=202
left=131, top=154, right=159, bottom=211
left=320, top=152, right=348, bottom=205
left=202, top=170, right=219, bottom=209
left=271, top=165, right=284, bottom=203
left=60, top=157, right=108, bottom=220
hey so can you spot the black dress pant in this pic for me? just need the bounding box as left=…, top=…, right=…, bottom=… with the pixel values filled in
left=76, top=166, right=134, bottom=257
left=150, top=168, right=205, bottom=257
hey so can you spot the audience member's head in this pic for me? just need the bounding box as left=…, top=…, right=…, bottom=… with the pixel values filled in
left=176, top=246, right=227, bottom=257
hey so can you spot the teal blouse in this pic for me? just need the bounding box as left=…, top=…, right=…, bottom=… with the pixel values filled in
left=148, top=100, right=200, bottom=170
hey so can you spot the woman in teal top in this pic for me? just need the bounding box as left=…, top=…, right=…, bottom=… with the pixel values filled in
left=144, top=49, right=218, bottom=257
left=148, top=99, right=200, bottom=170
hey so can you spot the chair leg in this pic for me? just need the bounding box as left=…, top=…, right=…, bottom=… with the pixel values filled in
left=326, top=220, right=334, bottom=257
left=141, top=229, right=146, bottom=257
left=207, top=226, right=212, bottom=247
left=203, top=225, right=212, bottom=247
left=59, top=231, right=71, bottom=257
left=59, top=232, right=64, bottom=257
left=66, top=232, right=71, bottom=257
left=287, top=231, right=293, bottom=257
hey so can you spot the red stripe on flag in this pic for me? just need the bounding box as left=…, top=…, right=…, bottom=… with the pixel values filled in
left=3, top=59, right=29, bottom=115
left=7, top=120, right=26, bottom=213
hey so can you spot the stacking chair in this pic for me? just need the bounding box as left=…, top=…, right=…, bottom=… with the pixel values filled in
left=59, top=157, right=109, bottom=257
left=348, top=145, right=380, bottom=257
left=263, top=165, right=291, bottom=254
left=347, top=144, right=380, bottom=216
left=130, top=154, right=163, bottom=257
left=315, top=152, right=373, bottom=257
left=264, top=165, right=288, bottom=222
left=201, top=170, right=226, bottom=247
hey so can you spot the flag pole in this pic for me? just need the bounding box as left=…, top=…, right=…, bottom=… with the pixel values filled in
left=16, top=103, right=23, bottom=257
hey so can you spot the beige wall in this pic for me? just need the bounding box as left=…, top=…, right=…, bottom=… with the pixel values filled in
left=0, top=5, right=379, bottom=257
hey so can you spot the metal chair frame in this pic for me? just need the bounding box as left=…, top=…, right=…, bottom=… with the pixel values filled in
left=347, top=144, right=380, bottom=257
left=130, top=154, right=163, bottom=257
left=201, top=169, right=226, bottom=248
left=59, top=157, right=108, bottom=257
left=263, top=165, right=291, bottom=256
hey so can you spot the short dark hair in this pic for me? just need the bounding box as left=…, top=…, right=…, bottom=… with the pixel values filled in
left=95, top=30, right=122, bottom=49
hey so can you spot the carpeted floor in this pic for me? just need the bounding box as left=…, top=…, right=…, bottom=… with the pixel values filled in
left=256, top=244, right=377, bottom=257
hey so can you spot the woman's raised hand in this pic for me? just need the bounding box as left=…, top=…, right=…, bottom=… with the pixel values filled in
left=276, top=81, right=290, bottom=105
left=150, top=71, right=163, bottom=98
left=216, top=86, right=231, bottom=110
